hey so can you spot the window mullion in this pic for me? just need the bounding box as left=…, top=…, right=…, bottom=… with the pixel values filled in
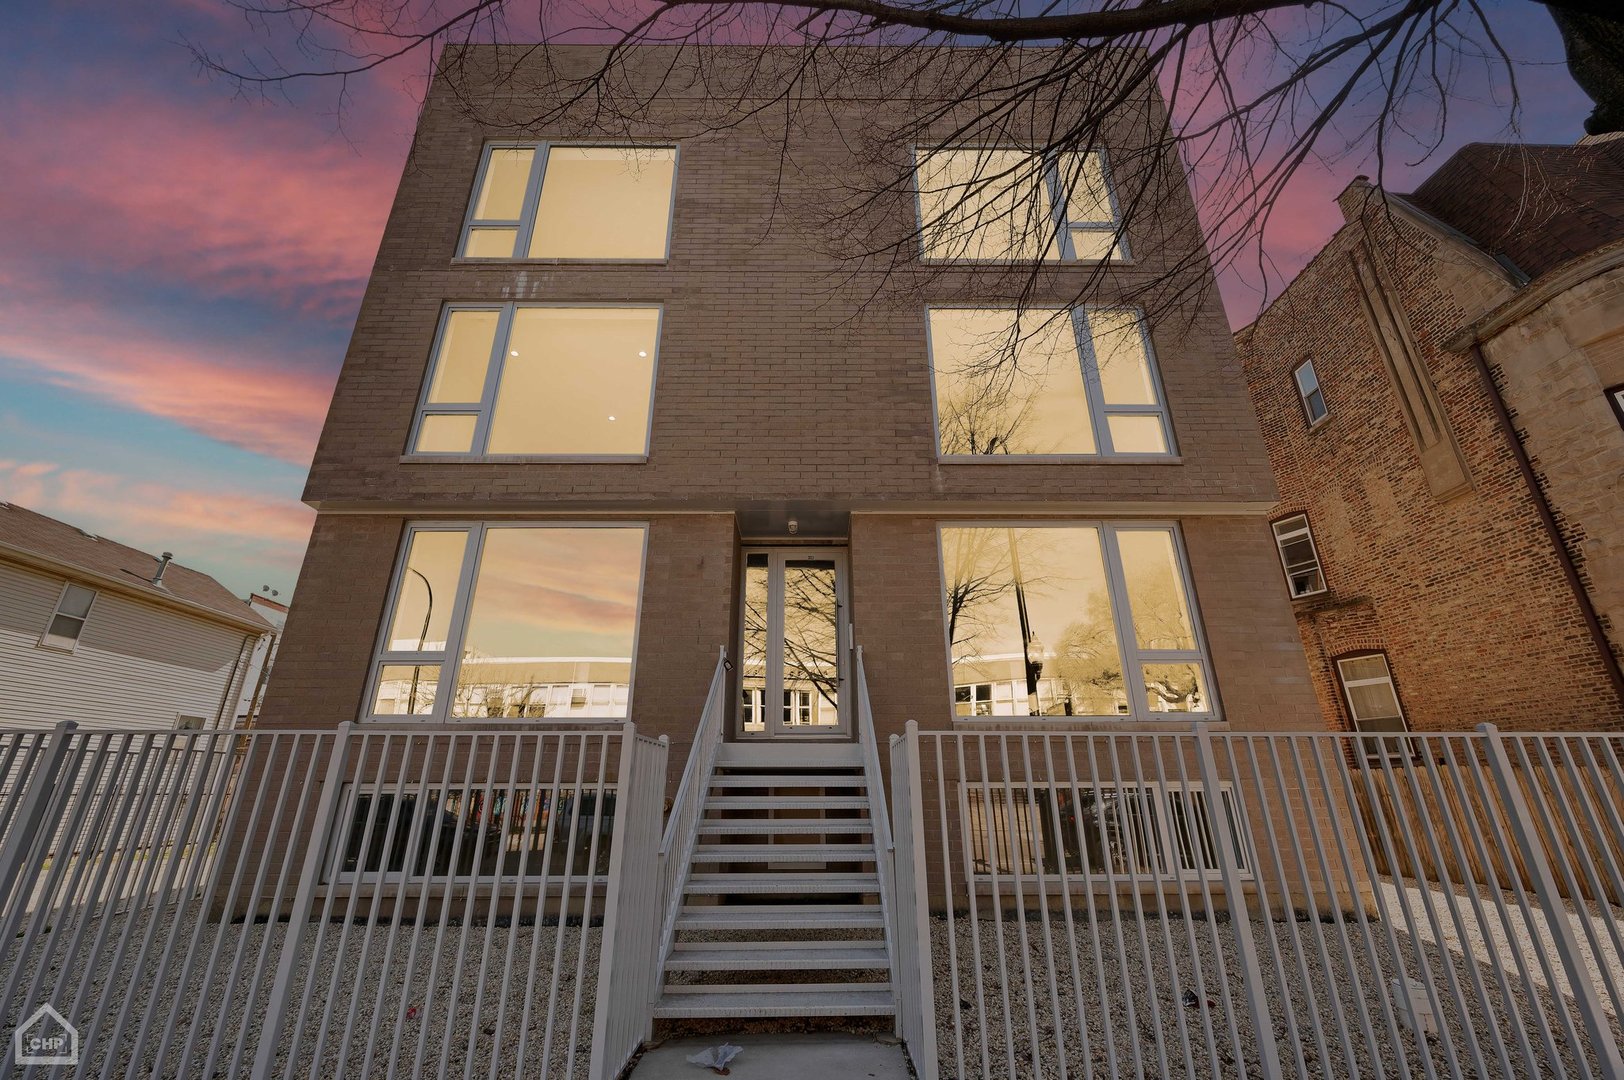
left=472, top=305, right=515, bottom=454
left=433, top=524, right=486, bottom=723
left=1073, top=310, right=1116, bottom=455
left=1044, top=155, right=1074, bottom=261
left=514, top=143, right=549, bottom=259
left=1098, top=524, right=1145, bottom=721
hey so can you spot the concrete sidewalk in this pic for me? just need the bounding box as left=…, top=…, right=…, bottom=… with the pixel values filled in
left=627, top=1033, right=911, bottom=1079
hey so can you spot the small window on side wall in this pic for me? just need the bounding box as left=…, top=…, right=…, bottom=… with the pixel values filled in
left=1607, top=383, right=1624, bottom=430
left=41, top=584, right=97, bottom=650
left=1294, top=359, right=1328, bottom=427
left=459, top=144, right=677, bottom=260
left=1335, top=653, right=1413, bottom=759
left=1271, top=514, right=1326, bottom=598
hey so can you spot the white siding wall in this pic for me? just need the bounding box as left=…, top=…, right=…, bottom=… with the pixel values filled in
left=0, top=560, right=253, bottom=731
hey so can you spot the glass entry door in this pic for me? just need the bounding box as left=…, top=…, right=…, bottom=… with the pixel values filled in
left=739, top=548, right=849, bottom=738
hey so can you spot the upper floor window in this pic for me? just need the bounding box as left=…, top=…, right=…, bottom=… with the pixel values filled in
left=1294, top=359, right=1328, bottom=426
left=366, top=523, right=647, bottom=723
left=915, top=147, right=1123, bottom=262
left=929, top=307, right=1173, bottom=458
left=459, top=144, right=677, bottom=260
left=41, top=583, right=97, bottom=650
left=1271, top=514, right=1327, bottom=598
left=940, top=523, right=1214, bottom=721
left=1336, top=652, right=1412, bottom=759
left=410, top=304, right=661, bottom=459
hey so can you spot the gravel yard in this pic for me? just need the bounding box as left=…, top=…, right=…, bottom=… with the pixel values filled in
left=928, top=879, right=1624, bottom=1079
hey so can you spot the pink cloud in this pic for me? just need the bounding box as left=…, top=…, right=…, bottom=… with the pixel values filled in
left=0, top=295, right=334, bottom=465
left=0, top=459, right=314, bottom=567
left=0, top=90, right=411, bottom=318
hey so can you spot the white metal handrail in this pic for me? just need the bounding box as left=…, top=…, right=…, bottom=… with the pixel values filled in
left=852, top=646, right=899, bottom=1004
left=653, top=647, right=729, bottom=977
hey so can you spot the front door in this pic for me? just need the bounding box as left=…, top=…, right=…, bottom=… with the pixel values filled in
left=738, top=547, right=849, bottom=738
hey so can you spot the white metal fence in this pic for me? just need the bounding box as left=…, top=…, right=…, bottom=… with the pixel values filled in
left=0, top=722, right=666, bottom=1080
left=890, top=723, right=1624, bottom=1079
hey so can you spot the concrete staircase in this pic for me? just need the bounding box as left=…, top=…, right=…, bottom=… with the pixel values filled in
left=653, top=743, right=894, bottom=1020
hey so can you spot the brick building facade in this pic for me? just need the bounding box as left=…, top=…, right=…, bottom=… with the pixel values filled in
left=1237, top=139, right=1624, bottom=736
left=261, top=44, right=1327, bottom=762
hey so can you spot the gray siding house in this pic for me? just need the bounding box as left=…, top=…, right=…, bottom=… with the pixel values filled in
left=0, top=502, right=275, bottom=731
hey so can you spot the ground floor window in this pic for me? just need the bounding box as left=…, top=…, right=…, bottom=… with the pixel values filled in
left=365, top=523, right=646, bottom=722
left=1335, top=652, right=1413, bottom=758
left=962, top=781, right=1249, bottom=880
left=940, top=523, right=1214, bottom=721
left=333, top=785, right=615, bottom=880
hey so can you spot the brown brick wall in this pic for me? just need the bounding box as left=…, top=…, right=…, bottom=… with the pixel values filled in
left=1238, top=203, right=1624, bottom=732
left=265, top=45, right=1327, bottom=763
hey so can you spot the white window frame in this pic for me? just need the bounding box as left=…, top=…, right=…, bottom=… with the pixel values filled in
left=406, top=303, right=663, bottom=461
left=958, top=779, right=1252, bottom=883
left=914, top=145, right=1129, bottom=263
left=361, top=521, right=648, bottom=724
left=937, top=521, right=1218, bottom=724
left=926, top=306, right=1176, bottom=461
left=1294, top=358, right=1328, bottom=427
left=39, top=582, right=97, bottom=652
left=1271, top=513, right=1328, bottom=598
left=457, top=142, right=679, bottom=262
left=1335, top=652, right=1414, bottom=759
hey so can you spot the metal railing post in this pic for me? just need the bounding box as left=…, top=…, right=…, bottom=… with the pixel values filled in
left=251, top=723, right=354, bottom=1080
left=901, top=720, right=940, bottom=1080
left=1479, top=723, right=1624, bottom=1076
left=0, top=721, right=78, bottom=924
left=1194, top=725, right=1284, bottom=1080
left=590, top=722, right=640, bottom=1080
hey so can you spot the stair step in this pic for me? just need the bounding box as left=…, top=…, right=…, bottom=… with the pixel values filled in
left=709, top=774, right=863, bottom=788
left=664, top=944, right=890, bottom=971
left=697, top=819, right=872, bottom=836
left=717, top=744, right=863, bottom=769
left=675, top=904, right=884, bottom=931
left=705, top=795, right=867, bottom=811
left=692, top=844, right=874, bottom=862
left=686, top=873, right=878, bottom=895
left=653, top=986, right=894, bottom=1018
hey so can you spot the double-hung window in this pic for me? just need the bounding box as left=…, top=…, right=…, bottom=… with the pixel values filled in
left=915, top=147, right=1125, bottom=262
left=366, top=523, right=647, bottom=722
left=939, top=523, right=1215, bottom=721
left=459, top=144, right=677, bottom=260
left=1294, top=359, right=1328, bottom=426
left=929, top=307, right=1173, bottom=457
left=1271, top=514, right=1327, bottom=598
left=410, top=304, right=661, bottom=458
left=1336, top=653, right=1412, bottom=759
left=41, top=583, right=96, bottom=650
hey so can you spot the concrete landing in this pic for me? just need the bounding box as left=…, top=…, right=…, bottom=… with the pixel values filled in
left=627, top=1033, right=910, bottom=1080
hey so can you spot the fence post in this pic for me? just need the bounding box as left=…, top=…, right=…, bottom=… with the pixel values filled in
left=1194, top=725, right=1284, bottom=1080
left=901, top=721, right=940, bottom=1080
left=1479, top=722, right=1624, bottom=1076
left=590, top=722, right=643, bottom=1080
left=0, top=721, right=79, bottom=923
left=251, top=723, right=354, bottom=1080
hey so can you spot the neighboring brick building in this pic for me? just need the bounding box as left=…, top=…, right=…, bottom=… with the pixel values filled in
left=1238, top=138, right=1624, bottom=737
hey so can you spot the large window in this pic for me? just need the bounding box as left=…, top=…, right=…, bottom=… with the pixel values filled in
left=459, top=144, right=676, bottom=260
left=40, top=583, right=97, bottom=650
left=366, top=524, right=646, bottom=722
left=409, top=305, right=660, bottom=458
left=915, top=147, right=1124, bottom=262
left=962, top=781, right=1249, bottom=881
left=928, top=307, right=1173, bottom=457
left=1336, top=652, right=1412, bottom=758
left=940, top=524, right=1214, bottom=721
left=1271, top=514, right=1327, bottom=598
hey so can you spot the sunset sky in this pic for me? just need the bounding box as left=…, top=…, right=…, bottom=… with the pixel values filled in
left=0, top=0, right=1592, bottom=600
